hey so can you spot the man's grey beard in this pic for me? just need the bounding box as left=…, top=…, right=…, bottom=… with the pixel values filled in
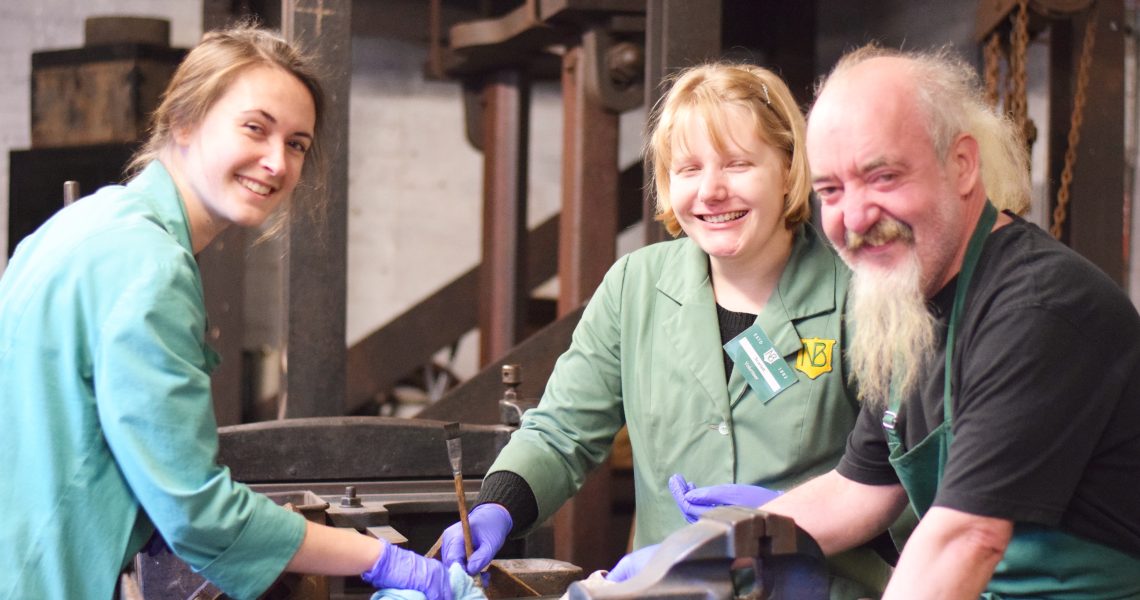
left=846, top=251, right=938, bottom=411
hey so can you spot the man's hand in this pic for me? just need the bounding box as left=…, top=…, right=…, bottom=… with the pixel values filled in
left=440, top=503, right=512, bottom=576
left=669, top=474, right=782, bottom=523
left=606, top=543, right=660, bottom=582
left=361, top=540, right=452, bottom=600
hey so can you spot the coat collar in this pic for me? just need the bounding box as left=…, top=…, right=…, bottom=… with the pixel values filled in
left=657, top=238, right=724, bottom=408
left=129, top=161, right=196, bottom=257
left=657, top=225, right=842, bottom=409
left=754, top=224, right=839, bottom=357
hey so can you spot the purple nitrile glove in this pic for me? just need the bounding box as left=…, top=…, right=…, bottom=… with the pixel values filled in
left=440, top=503, right=512, bottom=576
left=605, top=543, right=661, bottom=582
left=361, top=540, right=453, bottom=600
left=669, top=473, right=782, bottom=524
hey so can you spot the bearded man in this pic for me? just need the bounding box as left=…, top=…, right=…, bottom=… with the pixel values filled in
left=739, top=44, right=1140, bottom=599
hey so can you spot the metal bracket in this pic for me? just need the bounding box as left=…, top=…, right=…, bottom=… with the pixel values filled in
left=583, top=26, right=644, bottom=113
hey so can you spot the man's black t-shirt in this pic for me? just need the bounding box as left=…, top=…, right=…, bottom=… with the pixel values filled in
left=837, top=214, right=1140, bottom=558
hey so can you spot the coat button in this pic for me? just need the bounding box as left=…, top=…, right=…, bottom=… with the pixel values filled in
left=717, top=421, right=729, bottom=435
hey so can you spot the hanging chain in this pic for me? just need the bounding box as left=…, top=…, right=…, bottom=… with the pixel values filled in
left=1010, top=0, right=1030, bottom=113
left=1009, top=0, right=1032, bottom=144
left=1003, top=53, right=1015, bottom=115
left=984, top=31, right=1003, bottom=108
left=1051, top=2, right=1098, bottom=240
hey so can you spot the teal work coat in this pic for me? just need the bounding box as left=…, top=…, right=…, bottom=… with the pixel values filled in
left=0, top=162, right=304, bottom=600
left=490, top=225, right=860, bottom=549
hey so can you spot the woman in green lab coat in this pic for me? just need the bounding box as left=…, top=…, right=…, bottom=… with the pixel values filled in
left=0, top=24, right=449, bottom=600
left=442, top=62, right=889, bottom=598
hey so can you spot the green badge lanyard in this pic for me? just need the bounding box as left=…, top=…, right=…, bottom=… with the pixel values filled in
left=883, top=202, right=998, bottom=445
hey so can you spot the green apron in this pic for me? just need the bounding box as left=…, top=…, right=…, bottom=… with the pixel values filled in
left=882, top=202, right=1140, bottom=599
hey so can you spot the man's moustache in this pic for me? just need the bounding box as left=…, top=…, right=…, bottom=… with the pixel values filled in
left=846, top=218, right=915, bottom=251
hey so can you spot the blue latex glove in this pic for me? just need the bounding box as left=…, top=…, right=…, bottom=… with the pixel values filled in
left=441, top=503, right=512, bottom=576
left=371, top=563, right=486, bottom=600
left=669, top=473, right=782, bottom=523
left=606, top=543, right=660, bottom=582
left=362, top=540, right=453, bottom=600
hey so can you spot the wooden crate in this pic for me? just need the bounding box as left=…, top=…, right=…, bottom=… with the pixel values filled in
left=31, top=44, right=185, bottom=148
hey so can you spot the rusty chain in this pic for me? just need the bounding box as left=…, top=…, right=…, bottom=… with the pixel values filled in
left=984, top=0, right=1036, bottom=188
left=984, top=31, right=1003, bottom=108
left=1009, top=0, right=1031, bottom=143
left=989, top=1, right=1036, bottom=156
left=1051, top=2, right=1098, bottom=240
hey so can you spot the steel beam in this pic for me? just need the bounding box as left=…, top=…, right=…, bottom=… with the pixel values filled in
left=216, top=416, right=512, bottom=481
left=281, top=0, right=351, bottom=416
left=549, top=40, right=624, bottom=576
left=642, top=0, right=722, bottom=245
left=558, top=44, right=619, bottom=313
left=479, top=69, right=531, bottom=365
left=198, top=2, right=270, bottom=425
left=348, top=215, right=560, bottom=415
left=417, top=305, right=584, bottom=425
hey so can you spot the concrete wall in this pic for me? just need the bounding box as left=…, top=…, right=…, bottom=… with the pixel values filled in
left=340, top=32, right=566, bottom=379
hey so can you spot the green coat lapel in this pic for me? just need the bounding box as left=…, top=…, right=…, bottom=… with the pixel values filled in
left=656, top=239, right=730, bottom=411
left=728, top=225, right=840, bottom=408
left=654, top=227, right=840, bottom=411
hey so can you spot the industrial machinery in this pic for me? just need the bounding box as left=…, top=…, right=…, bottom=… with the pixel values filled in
left=129, top=371, right=834, bottom=599
left=567, top=506, right=829, bottom=600
left=131, top=415, right=569, bottom=599
left=133, top=468, right=832, bottom=599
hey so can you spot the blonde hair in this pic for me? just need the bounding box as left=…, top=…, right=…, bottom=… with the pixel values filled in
left=819, top=44, right=1031, bottom=215
left=128, top=22, right=327, bottom=225
left=646, top=63, right=811, bottom=237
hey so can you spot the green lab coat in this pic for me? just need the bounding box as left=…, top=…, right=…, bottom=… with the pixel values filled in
left=0, top=162, right=304, bottom=600
left=490, top=225, right=860, bottom=548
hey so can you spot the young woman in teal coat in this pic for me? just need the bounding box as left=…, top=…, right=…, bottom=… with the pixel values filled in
left=439, top=63, right=890, bottom=597
left=0, top=25, right=449, bottom=600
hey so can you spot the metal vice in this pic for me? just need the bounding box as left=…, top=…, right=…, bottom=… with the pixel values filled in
left=566, top=506, right=830, bottom=600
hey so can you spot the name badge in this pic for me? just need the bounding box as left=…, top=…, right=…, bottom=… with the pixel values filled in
left=724, top=324, right=798, bottom=403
